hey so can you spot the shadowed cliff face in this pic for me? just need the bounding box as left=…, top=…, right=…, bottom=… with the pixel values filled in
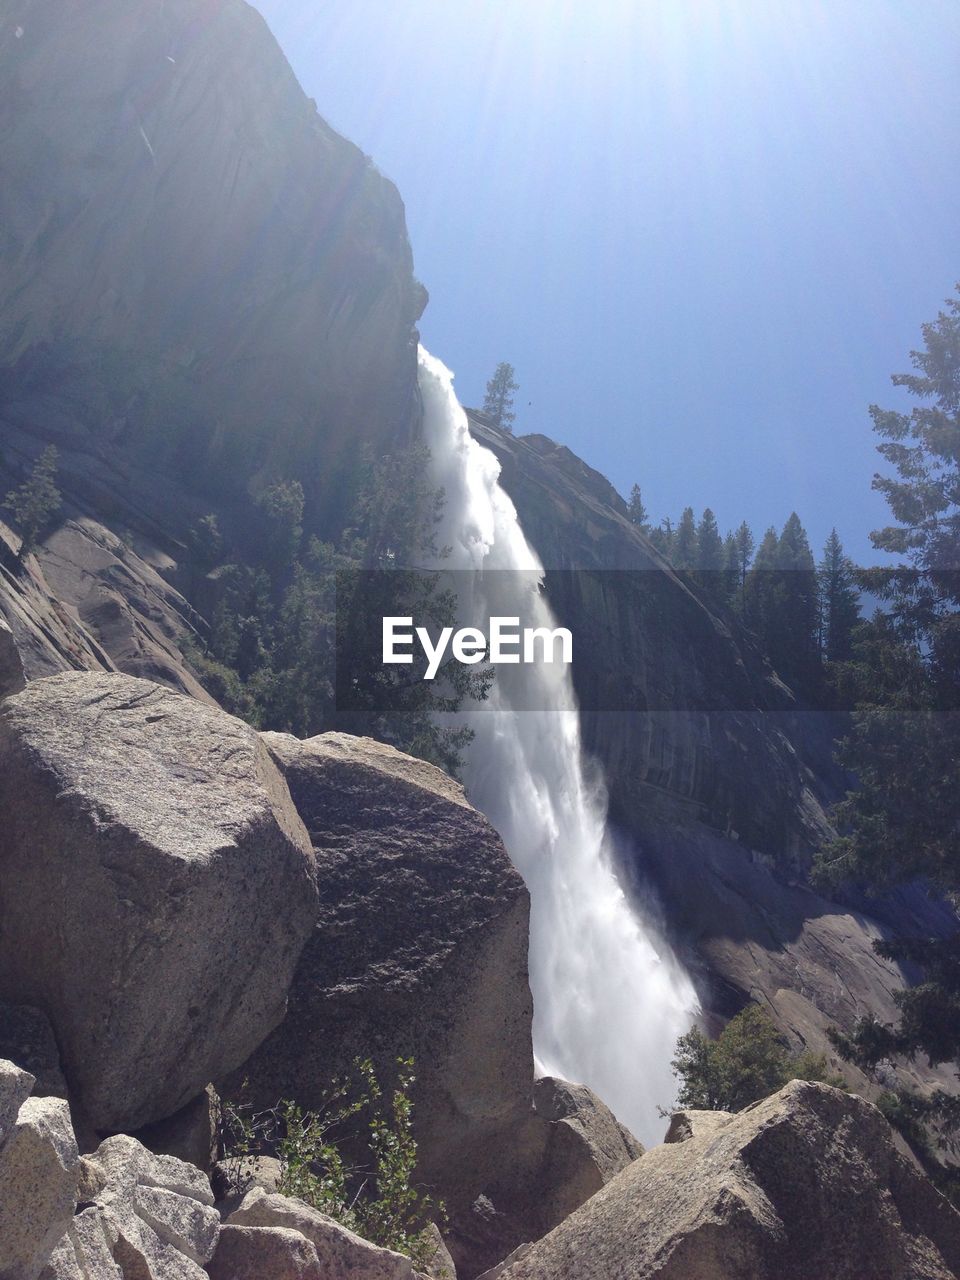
left=0, top=0, right=425, bottom=534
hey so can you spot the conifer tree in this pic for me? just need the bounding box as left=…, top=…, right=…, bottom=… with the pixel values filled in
left=696, top=508, right=724, bottom=572
left=482, top=362, right=519, bottom=433
left=674, top=506, right=699, bottom=571
left=818, top=529, right=860, bottom=663
left=627, top=484, right=650, bottom=532
left=3, top=445, right=61, bottom=562
left=648, top=517, right=674, bottom=561
left=733, top=521, right=756, bottom=588
left=816, top=289, right=960, bottom=1091
left=722, top=531, right=740, bottom=604
left=773, top=513, right=820, bottom=694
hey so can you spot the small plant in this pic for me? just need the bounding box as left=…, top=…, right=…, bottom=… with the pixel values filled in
left=221, top=1057, right=444, bottom=1270
left=3, top=445, right=62, bottom=561
left=664, top=1004, right=846, bottom=1114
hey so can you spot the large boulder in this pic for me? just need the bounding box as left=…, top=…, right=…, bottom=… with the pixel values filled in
left=222, top=731, right=533, bottom=1205
left=0, top=671, right=317, bottom=1131
left=481, top=1081, right=960, bottom=1280
left=0, top=1061, right=79, bottom=1280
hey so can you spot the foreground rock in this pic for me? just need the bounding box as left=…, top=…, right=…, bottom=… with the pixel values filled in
left=224, top=732, right=533, bottom=1204
left=218, top=1186, right=426, bottom=1278
left=0, top=672, right=317, bottom=1131
left=481, top=1081, right=960, bottom=1280
left=0, top=1060, right=78, bottom=1280
left=42, top=1132, right=220, bottom=1279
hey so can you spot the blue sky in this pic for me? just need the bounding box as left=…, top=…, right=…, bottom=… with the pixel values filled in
left=256, top=0, right=959, bottom=564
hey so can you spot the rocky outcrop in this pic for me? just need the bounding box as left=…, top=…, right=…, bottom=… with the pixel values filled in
left=480, top=1081, right=960, bottom=1280
left=0, top=0, right=424, bottom=539
left=222, top=1187, right=425, bottom=1279
left=0, top=671, right=317, bottom=1131
left=43, top=1133, right=221, bottom=1280
left=222, top=731, right=533, bottom=1205
left=0, top=1061, right=79, bottom=1280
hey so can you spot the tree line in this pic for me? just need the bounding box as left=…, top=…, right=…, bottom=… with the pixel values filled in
left=625, top=487, right=860, bottom=700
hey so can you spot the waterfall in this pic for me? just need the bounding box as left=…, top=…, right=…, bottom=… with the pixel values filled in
left=417, top=348, right=698, bottom=1144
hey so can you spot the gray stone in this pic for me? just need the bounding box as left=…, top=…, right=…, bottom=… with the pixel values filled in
left=0, top=1094, right=79, bottom=1280
left=224, top=731, right=532, bottom=1205
left=40, top=1207, right=123, bottom=1279
left=207, top=1225, right=321, bottom=1280
left=481, top=1081, right=960, bottom=1280
left=227, top=1186, right=419, bottom=1278
left=71, top=1133, right=220, bottom=1279
left=0, top=671, right=317, bottom=1130
left=0, top=1055, right=34, bottom=1146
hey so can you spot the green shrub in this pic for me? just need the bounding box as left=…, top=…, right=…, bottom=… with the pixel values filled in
left=667, top=1004, right=845, bottom=1113
left=222, top=1057, right=444, bottom=1271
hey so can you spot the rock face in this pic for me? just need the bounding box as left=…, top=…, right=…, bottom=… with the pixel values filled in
left=0, top=1061, right=79, bottom=1280
left=0, top=0, right=424, bottom=537
left=481, top=1081, right=960, bottom=1280
left=470, top=416, right=959, bottom=1091
left=0, top=671, right=317, bottom=1131
left=223, top=731, right=533, bottom=1205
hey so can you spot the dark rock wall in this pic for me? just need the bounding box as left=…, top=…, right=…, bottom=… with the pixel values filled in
left=0, top=0, right=425, bottom=535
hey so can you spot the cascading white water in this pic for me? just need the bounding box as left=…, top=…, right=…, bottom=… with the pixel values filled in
left=417, top=348, right=699, bottom=1144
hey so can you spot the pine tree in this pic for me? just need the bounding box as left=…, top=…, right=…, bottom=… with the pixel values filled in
left=695, top=508, right=725, bottom=602
left=815, top=289, right=960, bottom=1094
left=733, top=522, right=755, bottom=588
left=482, top=362, right=519, bottom=433
left=743, top=525, right=779, bottom=637
left=3, top=445, right=61, bottom=562
left=627, top=484, right=650, bottom=532
left=722, top=531, right=740, bottom=604
left=696, top=509, right=724, bottom=572
left=773, top=513, right=820, bottom=694
left=674, top=507, right=699, bottom=571
left=818, top=529, right=860, bottom=663
left=648, top=517, right=674, bottom=561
